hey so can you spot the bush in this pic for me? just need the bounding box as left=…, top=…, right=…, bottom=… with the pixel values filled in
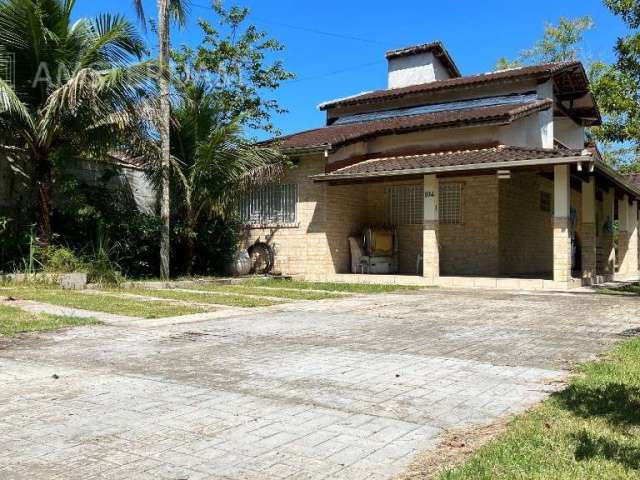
left=53, top=177, right=161, bottom=278
left=172, top=214, right=241, bottom=277
left=36, top=245, right=86, bottom=273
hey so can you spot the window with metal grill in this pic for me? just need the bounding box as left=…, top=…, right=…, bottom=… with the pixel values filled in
left=238, top=184, right=298, bottom=226
left=386, top=185, right=423, bottom=225
left=386, top=182, right=463, bottom=226
left=439, top=182, right=463, bottom=224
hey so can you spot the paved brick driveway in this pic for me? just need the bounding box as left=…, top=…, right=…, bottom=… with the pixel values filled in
left=1, top=289, right=639, bottom=479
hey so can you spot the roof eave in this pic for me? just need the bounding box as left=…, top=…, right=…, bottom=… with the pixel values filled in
left=281, top=144, right=331, bottom=155
left=311, top=155, right=589, bottom=183
left=594, top=159, right=640, bottom=198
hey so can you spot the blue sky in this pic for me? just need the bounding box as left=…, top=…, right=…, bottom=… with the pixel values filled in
left=75, top=0, right=629, bottom=139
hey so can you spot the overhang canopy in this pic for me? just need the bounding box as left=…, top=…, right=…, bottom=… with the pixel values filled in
left=311, top=145, right=640, bottom=199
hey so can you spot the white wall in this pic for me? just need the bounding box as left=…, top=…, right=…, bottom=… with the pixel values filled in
left=388, top=52, right=452, bottom=89
left=555, top=117, right=585, bottom=149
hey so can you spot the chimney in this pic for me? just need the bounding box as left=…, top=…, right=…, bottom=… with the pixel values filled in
left=386, top=42, right=460, bottom=89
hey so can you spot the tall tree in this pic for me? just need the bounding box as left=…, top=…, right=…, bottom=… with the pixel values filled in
left=133, top=0, right=189, bottom=279
left=496, top=16, right=594, bottom=69
left=147, top=76, right=286, bottom=274
left=589, top=0, right=640, bottom=172
left=0, top=0, right=148, bottom=245
left=173, top=0, right=294, bottom=135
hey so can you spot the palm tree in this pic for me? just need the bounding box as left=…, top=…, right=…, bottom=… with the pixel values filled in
left=133, top=0, right=188, bottom=279
left=0, top=0, right=148, bottom=245
left=147, top=78, right=286, bottom=275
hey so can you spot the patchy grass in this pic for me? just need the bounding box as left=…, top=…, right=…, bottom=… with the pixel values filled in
left=188, top=284, right=343, bottom=301
left=240, top=278, right=423, bottom=294
left=0, top=304, right=100, bottom=337
left=438, top=337, right=640, bottom=480
left=121, top=287, right=281, bottom=308
left=0, top=287, right=207, bottom=318
left=598, top=282, right=640, bottom=296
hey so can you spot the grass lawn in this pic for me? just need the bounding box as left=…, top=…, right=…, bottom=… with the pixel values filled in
left=0, top=287, right=207, bottom=318
left=188, top=283, right=343, bottom=301
left=0, top=304, right=100, bottom=336
left=598, top=282, right=640, bottom=296
left=439, top=337, right=640, bottom=479
left=121, top=287, right=281, bottom=307
left=240, top=278, right=423, bottom=294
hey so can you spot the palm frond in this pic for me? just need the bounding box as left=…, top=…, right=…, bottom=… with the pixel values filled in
left=169, top=0, right=191, bottom=28
left=0, top=77, right=34, bottom=130
left=81, top=13, right=147, bottom=68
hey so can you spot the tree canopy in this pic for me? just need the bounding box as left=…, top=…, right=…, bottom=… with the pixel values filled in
left=496, top=16, right=594, bottom=70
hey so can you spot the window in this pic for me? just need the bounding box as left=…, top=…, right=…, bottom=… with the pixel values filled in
left=439, top=183, right=463, bottom=224
left=238, top=184, right=298, bottom=226
left=386, top=185, right=423, bottom=225
left=385, top=182, right=463, bottom=225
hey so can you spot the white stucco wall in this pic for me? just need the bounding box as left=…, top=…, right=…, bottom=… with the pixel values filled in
left=498, top=114, right=545, bottom=149
left=555, top=117, right=585, bottom=149
left=388, top=52, right=452, bottom=89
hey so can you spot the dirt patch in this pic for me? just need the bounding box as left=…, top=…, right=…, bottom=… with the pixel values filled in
left=396, top=421, right=508, bottom=480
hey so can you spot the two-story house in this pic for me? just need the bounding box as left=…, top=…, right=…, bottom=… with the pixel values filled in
left=241, top=42, right=640, bottom=289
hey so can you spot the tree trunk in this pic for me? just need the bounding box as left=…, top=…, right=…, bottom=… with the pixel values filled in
left=35, top=156, right=53, bottom=246
left=184, top=234, right=195, bottom=276
left=158, top=0, right=171, bottom=280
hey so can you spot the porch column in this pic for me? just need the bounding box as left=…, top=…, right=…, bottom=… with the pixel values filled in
left=618, top=195, right=630, bottom=276
left=422, top=175, right=439, bottom=282
left=553, top=165, right=572, bottom=283
left=581, top=176, right=596, bottom=283
left=601, top=188, right=615, bottom=274
left=628, top=199, right=639, bottom=276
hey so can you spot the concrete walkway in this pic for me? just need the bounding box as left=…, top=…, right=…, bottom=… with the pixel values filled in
left=1, top=289, right=639, bottom=479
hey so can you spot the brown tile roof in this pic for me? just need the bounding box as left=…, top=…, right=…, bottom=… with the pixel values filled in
left=319, top=61, right=583, bottom=111
left=627, top=172, right=640, bottom=188
left=314, top=145, right=584, bottom=180
left=386, top=41, right=461, bottom=78
left=275, top=99, right=552, bottom=151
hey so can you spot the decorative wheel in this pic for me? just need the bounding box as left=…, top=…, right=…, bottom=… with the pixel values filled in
left=248, top=242, right=275, bottom=274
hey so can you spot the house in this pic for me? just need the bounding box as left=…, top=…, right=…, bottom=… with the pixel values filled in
left=241, top=42, right=640, bottom=289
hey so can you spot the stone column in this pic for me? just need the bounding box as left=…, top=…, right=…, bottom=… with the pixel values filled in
left=553, top=165, right=572, bottom=283
left=628, top=200, right=639, bottom=276
left=581, top=176, right=597, bottom=284
left=618, top=195, right=630, bottom=276
left=423, top=175, right=439, bottom=282
left=601, top=188, right=615, bottom=274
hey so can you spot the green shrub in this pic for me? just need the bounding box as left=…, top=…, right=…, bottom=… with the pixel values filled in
left=36, top=245, right=86, bottom=273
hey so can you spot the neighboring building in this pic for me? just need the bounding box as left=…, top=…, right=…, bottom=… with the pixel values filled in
left=243, top=41, right=640, bottom=289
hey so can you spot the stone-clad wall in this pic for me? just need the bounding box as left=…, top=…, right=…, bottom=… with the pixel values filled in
left=439, top=175, right=500, bottom=276
left=240, top=157, right=617, bottom=280
left=245, top=155, right=506, bottom=277
left=498, top=172, right=554, bottom=276
left=241, top=155, right=369, bottom=275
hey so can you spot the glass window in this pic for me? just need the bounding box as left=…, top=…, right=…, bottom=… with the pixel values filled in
left=238, top=184, right=298, bottom=225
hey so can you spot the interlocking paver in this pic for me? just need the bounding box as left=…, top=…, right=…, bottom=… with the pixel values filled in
left=1, top=289, right=639, bottom=479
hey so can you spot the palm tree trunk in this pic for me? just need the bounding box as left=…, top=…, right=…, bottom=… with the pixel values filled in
left=158, top=0, right=171, bottom=280
left=35, top=156, right=53, bottom=246
left=184, top=234, right=195, bottom=276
